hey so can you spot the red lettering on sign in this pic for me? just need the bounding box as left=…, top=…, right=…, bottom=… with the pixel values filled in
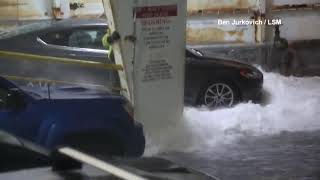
left=135, top=5, right=177, bottom=18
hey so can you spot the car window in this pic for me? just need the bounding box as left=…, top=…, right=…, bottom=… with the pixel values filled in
left=41, top=28, right=107, bottom=50
left=40, top=30, right=71, bottom=47
left=68, top=29, right=107, bottom=49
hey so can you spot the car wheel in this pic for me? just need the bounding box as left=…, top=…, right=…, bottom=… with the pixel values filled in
left=199, top=81, right=240, bottom=108
left=62, top=133, right=124, bottom=157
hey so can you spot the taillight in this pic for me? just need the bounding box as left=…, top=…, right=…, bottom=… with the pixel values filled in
left=123, top=101, right=134, bottom=119
left=240, top=69, right=258, bottom=79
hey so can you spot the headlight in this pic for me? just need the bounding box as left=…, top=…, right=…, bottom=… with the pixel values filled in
left=240, top=69, right=260, bottom=79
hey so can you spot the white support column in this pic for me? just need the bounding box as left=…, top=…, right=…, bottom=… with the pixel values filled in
left=103, top=0, right=187, bottom=142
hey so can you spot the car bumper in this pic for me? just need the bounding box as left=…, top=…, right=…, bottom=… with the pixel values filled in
left=124, top=122, right=145, bottom=157
left=240, top=77, right=263, bottom=103
left=242, top=86, right=263, bottom=103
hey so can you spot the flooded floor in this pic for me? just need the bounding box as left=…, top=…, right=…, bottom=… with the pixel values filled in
left=145, top=71, right=320, bottom=180
left=163, top=130, right=320, bottom=180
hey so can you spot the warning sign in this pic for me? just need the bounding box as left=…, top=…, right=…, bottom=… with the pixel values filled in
left=133, top=0, right=186, bottom=134
left=142, top=59, right=173, bottom=82
left=135, top=4, right=180, bottom=83
left=135, top=5, right=177, bottom=18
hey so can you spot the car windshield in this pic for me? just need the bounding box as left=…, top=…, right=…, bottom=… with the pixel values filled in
left=23, top=90, right=44, bottom=99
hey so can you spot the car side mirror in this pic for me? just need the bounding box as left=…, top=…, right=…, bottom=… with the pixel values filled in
left=6, top=89, right=26, bottom=110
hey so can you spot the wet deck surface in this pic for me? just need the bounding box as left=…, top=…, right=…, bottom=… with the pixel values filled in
left=147, top=71, right=320, bottom=180
left=163, top=130, right=320, bottom=180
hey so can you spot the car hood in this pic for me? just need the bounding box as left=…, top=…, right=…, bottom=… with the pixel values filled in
left=199, top=55, right=259, bottom=71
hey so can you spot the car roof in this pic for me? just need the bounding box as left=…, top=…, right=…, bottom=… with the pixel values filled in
left=0, top=18, right=108, bottom=39
left=51, top=18, right=108, bottom=28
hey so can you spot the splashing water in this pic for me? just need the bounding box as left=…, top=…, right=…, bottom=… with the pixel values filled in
left=145, top=71, right=320, bottom=155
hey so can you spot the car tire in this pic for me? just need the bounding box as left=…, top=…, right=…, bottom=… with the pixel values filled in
left=198, top=80, right=240, bottom=108
left=61, top=133, right=124, bottom=157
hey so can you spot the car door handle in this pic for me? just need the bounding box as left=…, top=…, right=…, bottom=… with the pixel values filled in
left=69, top=53, right=76, bottom=56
